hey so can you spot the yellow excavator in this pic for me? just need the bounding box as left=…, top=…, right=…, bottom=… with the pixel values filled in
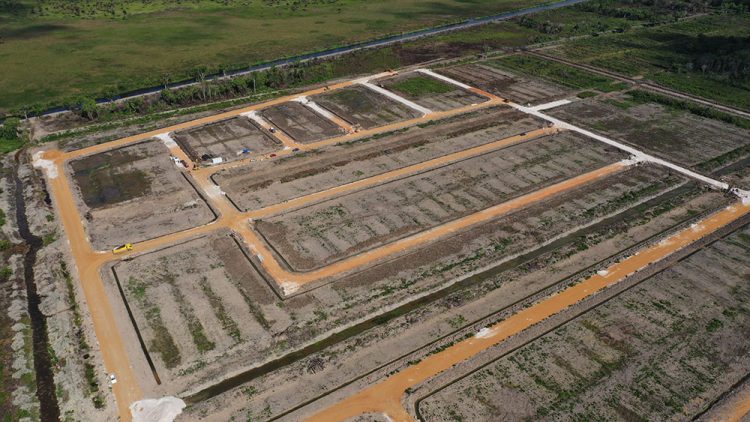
left=112, top=243, right=133, bottom=254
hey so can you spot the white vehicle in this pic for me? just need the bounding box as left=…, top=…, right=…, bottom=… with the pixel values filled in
left=110, top=373, right=117, bottom=384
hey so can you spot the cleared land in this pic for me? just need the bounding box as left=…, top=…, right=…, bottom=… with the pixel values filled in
left=437, top=63, right=570, bottom=105
left=313, top=86, right=422, bottom=129
left=214, top=106, right=542, bottom=211
left=34, top=54, right=750, bottom=422
left=111, top=231, right=279, bottom=380
left=172, top=116, right=281, bottom=163
left=376, top=73, right=488, bottom=111
left=256, top=132, right=626, bottom=271
left=418, top=223, right=750, bottom=421
left=69, top=139, right=214, bottom=250
left=261, top=102, right=345, bottom=144
left=548, top=92, right=750, bottom=168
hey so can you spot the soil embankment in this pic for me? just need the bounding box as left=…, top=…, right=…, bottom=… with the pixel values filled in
left=13, top=150, right=61, bottom=421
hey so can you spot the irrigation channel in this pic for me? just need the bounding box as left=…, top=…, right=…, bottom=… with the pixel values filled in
left=13, top=150, right=61, bottom=421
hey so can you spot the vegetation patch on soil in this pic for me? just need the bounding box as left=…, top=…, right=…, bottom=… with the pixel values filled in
left=388, top=75, right=454, bottom=97
left=549, top=13, right=750, bottom=110
left=548, top=93, right=750, bottom=168
left=490, top=55, right=629, bottom=93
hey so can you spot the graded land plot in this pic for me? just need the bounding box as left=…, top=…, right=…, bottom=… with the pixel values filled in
left=69, top=139, right=214, bottom=250
left=418, top=223, right=750, bottom=421
left=375, top=72, right=488, bottom=111
left=312, top=85, right=422, bottom=129
left=214, top=106, right=543, bottom=211
left=255, top=132, right=628, bottom=271
left=548, top=92, right=750, bottom=168
left=436, top=63, right=570, bottom=105
left=184, top=167, right=731, bottom=420
left=110, top=231, right=286, bottom=390
left=172, top=116, right=281, bottom=163
left=261, top=102, right=345, bottom=144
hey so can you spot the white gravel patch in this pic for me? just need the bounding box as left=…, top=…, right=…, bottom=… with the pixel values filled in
left=130, top=397, right=186, bottom=422
left=31, top=151, right=57, bottom=179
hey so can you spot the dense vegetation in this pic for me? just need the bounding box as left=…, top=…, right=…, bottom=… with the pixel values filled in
left=0, top=118, right=23, bottom=153
left=554, top=11, right=750, bottom=109
left=0, top=0, right=550, bottom=114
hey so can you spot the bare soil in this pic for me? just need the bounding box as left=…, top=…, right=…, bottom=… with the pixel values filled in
left=418, top=223, right=750, bottom=421
left=214, top=106, right=543, bottom=211
left=68, top=140, right=214, bottom=250
left=183, top=177, right=730, bottom=421
left=548, top=94, right=750, bottom=168
left=256, top=132, right=626, bottom=271
left=261, top=102, right=345, bottom=144
left=313, top=86, right=421, bottom=129
left=110, top=231, right=287, bottom=390
left=437, top=63, right=570, bottom=105
left=172, top=116, right=281, bottom=163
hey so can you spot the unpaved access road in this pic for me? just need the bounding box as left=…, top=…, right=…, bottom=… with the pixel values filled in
left=35, top=64, right=750, bottom=422
left=306, top=201, right=750, bottom=422
left=35, top=95, right=529, bottom=419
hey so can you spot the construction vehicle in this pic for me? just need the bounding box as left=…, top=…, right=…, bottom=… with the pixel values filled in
left=112, top=243, right=133, bottom=254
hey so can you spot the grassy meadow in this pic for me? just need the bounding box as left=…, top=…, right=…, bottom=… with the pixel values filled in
left=0, top=0, right=548, bottom=113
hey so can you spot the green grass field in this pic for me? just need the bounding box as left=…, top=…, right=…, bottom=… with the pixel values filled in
left=389, top=75, right=454, bottom=97
left=0, top=0, right=548, bottom=113
left=552, top=13, right=750, bottom=110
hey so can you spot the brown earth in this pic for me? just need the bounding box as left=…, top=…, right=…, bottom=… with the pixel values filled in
left=261, top=101, right=345, bottom=144
left=172, top=116, right=281, bottom=163
left=68, top=139, right=215, bottom=250
left=313, top=86, right=422, bottom=129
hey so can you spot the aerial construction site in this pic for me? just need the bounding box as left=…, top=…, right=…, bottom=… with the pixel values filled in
left=14, top=41, right=750, bottom=422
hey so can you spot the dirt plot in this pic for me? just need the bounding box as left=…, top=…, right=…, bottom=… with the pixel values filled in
left=214, top=107, right=543, bottom=211
left=418, top=224, right=750, bottom=421
left=69, top=140, right=214, bottom=250
left=261, top=102, right=345, bottom=144
left=255, top=132, right=627, bottom=271
left=312, top=85, right=422, bottom=129
left=172, top=116, right=281, bottom=163
left=110, top=231, right=287, bottom=386
left=375, top=72, right=487, bottom=112
left=548, top=93, right=750, bottom=168
left=185, top=167, right=726, bottom=420
left=437, top=63, right=570, bottom=105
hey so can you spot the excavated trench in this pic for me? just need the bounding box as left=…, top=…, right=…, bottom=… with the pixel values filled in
left=13, top=150, right=61, bottom=421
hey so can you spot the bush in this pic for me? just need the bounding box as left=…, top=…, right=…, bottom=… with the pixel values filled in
left=0, top=118, right=19, bottom=140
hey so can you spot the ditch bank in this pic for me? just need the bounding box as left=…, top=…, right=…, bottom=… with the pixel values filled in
left=13, top=150, right=61, bottom=421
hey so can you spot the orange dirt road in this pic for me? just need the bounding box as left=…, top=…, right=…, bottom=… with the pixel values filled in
left=37, top=125, right=541, bottom=419
left=712, top=391, right=750, bottom=422
left=240, top=161, right=626, bottom=290
left=42, top=153, right=143, bottom=420
left=307, top=202, right=750, bottom=422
